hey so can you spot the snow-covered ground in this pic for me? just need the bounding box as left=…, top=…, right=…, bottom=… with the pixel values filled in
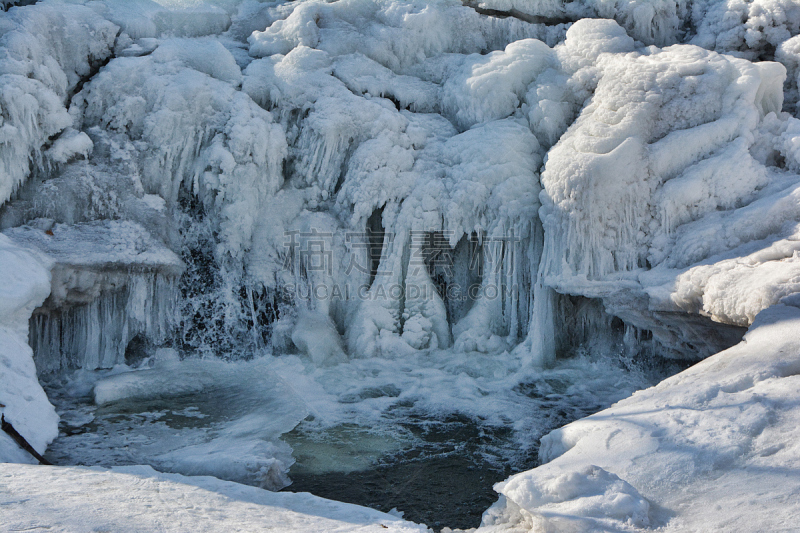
left=0, top=463, right=428, bottom=533
left=3, top=0, right=800, bottom=531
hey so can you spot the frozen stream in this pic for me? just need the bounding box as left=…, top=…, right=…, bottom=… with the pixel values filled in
left=42, top=344, right=688, bottom=530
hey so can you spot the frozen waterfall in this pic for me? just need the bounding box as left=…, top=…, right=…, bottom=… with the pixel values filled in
left=3, top=0, right=800, bottom=530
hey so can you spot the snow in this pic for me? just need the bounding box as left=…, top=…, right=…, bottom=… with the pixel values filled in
left=0, top=463, right=429, bottom=533
left=475, top=0, right=800, bottom=56
left=479, top=303, right=800, bottom=532
left=46, top=129, right=94, bottom=165
left=4, top=220, right=183, bottom=274
left=0, top=233, right=56, bottom=462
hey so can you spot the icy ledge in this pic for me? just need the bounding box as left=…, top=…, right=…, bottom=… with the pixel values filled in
left=478, top=303, right=800, bottom=532
left=0, top=464, right=428, bottom=533
left=4, top=221, right=183, bottom=372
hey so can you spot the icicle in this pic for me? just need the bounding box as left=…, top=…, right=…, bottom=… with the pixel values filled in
left=29, top=272, right=179, bottom=373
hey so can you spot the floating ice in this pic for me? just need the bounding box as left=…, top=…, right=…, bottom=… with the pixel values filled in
left=50, top=357, right=308, bottom=490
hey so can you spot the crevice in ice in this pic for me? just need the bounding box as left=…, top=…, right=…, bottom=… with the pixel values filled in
left=65, top=40, right=119, bottom=105
left=0, top=0, right=36, bottom=12
left=462, top=1, right=577, bottom=27
left=366, top=207, right=385, bottom=288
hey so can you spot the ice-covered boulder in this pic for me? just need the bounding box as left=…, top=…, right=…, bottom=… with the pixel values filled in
left=536, top=39, right=800, bottom=356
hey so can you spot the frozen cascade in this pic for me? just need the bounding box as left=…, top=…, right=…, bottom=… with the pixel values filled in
left=4, top=2, right=767, bottom=372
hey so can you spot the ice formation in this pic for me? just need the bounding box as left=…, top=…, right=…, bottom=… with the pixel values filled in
left=4, top=221, right=183, bottom=372
left=2, top=0, right=800, bottom=529
left=6, top=0, right=799, bottom=370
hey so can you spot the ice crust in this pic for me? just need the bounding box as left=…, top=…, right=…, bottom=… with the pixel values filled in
left=84, top=357, right=308, bottom=490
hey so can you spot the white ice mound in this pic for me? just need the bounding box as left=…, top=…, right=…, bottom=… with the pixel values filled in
left=0, top=234, right=56, bottom=463
left=482, top=303, right=800, bottom=532
left=291, top=310, right=347, bottom=366
left=4, top=220, right=183, bottom=276
left=485, top=465, right=650, bottom=532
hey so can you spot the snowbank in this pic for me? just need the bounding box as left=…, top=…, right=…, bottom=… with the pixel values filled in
left=0, top=463, right=429, bottom=533
left=479, top=303, right=800, bottom=532
left=0, top=234, right=56, bottom=462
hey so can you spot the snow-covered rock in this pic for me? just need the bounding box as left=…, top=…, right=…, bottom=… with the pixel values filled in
left=536, top=38, right=800, bottom=358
